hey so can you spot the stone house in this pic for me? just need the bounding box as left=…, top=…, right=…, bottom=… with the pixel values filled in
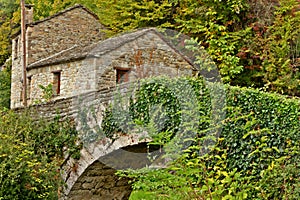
left=11, top=4, right=196, bottom=109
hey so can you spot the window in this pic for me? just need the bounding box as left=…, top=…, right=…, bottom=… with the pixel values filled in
left=116, top=68, right=130, bottom=84
left=52, top=71, right=61, bottom=95
left=13, top=38, right=19, bottom=59
left=27, top=76, right=32, bottom=99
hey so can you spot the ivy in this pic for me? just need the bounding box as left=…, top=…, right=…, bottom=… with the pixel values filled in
left=104, top=76, right=299, bottom=199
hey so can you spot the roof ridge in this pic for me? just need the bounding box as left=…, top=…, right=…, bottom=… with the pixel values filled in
left=28, top=45, right=79, bottom=69
left=86, top=28, right=157, bottom=57
left=28, top=4, right=99, bottom=26
left=27, top=28, right=196, bottom=70
left=12, top=4, right=102, bottom=39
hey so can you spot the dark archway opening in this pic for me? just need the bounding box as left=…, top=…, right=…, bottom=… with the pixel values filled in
left=67, top=142, right=161, bottom=200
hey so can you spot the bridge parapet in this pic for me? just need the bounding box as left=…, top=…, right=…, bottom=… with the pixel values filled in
left=13, top=82, right=134, bottom=121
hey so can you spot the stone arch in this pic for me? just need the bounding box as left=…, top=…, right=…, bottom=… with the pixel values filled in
left=61, top=134, right=158, bottom=200
left=66, top=160, right=132, bottom=200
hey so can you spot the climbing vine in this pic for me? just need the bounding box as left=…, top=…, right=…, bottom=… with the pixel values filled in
left=103, top=76, right=299, bottom=199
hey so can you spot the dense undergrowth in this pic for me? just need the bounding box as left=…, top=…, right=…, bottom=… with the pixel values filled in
left=0, top=111, right=80, bottom=200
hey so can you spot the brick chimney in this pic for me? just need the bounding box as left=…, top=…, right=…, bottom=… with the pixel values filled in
left=25, top=4, right=34, bottom=24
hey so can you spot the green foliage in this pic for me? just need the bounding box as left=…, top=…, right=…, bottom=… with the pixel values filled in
left=0, top=21, right=12, bottom=65
left=233, top=0, right=300, bottom=95
left=0, top=66, right=11, bottom=109
left=257, top=157, right=300, bottom=199
left=222, top=86, right=300, bottom=175
left=105, top=76, right=299, bottom=199
left=38, top=83, right=53, bottom=102
left=0, top=110, right=80, bottom=199
left=174, top=0, right=248, bottom=82
left=260, top=0, right=300, bottom=95
left=131, top=79, right=181, bottom=132
left=124, top=168, right=195, bottom=200
left=240, top=0, right=300, bottom=95
left=102, top=77, right=211, bottom=139
left=96, top=0, right=173, bottom=34
left=0, top=0, right=18, bottom=19
left=0, top=0, right=19, bottom=65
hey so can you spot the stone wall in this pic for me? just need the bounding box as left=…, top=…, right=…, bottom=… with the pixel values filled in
left=26, top=6, right=106, bottom=65
left=13, top=85, right=117, bottom=121
left=94, top=30, right=194, bottom=91
left=66, top=161, right=132, bottom=200
left=11, top=35, right=23, bottom=108
left=66, top=142, right=159, bottom=200
left=26, top=58, right=97, bottom=105
left=104, top=48, right=192, bottom=83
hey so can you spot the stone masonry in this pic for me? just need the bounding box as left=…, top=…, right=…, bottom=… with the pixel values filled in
left=26, top=5, right=106, bottom=65
left=66, top=161, right=132, bottom=200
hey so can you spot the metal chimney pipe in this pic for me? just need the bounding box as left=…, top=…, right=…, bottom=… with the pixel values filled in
left=21, top=0, right=27, bottom=106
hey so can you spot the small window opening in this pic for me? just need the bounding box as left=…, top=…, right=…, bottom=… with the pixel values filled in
left=14, top=38, right=19, bottom=59
left=52, top=71, right=61, bottom=95
left=116, top=68, right=130, bottom=84
left=20, top=90, right=23, bottom=101
left=19, top=78, right=23, bottom=101
left=27, top=76, right=32, bottom=99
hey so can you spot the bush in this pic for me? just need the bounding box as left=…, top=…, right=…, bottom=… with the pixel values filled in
left=0, top=110, right=80, bottom=199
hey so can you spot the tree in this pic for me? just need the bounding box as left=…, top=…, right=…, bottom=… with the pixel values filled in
left=96, top=0, right=174, bottom=34
left=233, top=0, right=300, bottom=96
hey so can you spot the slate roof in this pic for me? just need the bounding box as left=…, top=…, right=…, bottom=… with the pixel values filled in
left=28, top=28, right=196, bottom=70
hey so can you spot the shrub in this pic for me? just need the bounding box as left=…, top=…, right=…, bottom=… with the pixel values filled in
left=0, top=110, right=80, bottom=199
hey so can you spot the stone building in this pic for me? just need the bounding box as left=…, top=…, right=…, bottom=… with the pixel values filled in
left=11, top=4, right=195, bottom=109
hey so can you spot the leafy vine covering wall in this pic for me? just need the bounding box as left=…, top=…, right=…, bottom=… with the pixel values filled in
left=103, top=76, right=300, bottom=199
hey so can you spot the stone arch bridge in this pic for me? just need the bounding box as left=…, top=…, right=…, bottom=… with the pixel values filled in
left=16, top=84, right=165, bottom=200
